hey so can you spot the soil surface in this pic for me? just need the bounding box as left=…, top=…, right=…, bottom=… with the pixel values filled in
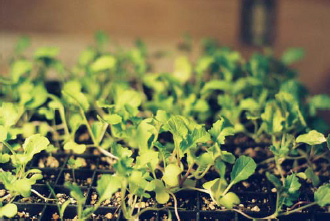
left=38, top=155, right=65, bottom=168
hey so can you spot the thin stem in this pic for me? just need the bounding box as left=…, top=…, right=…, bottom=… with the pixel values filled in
left=80, top=108, right=98, bottom=145
left=222, top=182, right=234, bottom=197
left=279, top=202, right=317, bottom=216
left=77, top=202, right=83, bottom=220
left=31, top=189, right=56, bottom=202
left=179, top=164, right=194, bottom=187
left=231, top=209, right=261, bottom=220
left=194, top=165, right=212, bottom=179
left=259, top=157, right=275, bottom=165
left=275, top=157, right=285, bottom=184
left=289, top=201, right=311, bottom=210
left=48, top=94, right=70, bottom=136
left=2, top=141, right=16, bottom=155
left=46, top=183, right=63, bottom=221
left=169, top=192, right=180, bottom=221
left=79, top=108, right=118, bottom=160
left=180, top=187, right=209, bottom=194
left=121, top=180, right=128, bottom=219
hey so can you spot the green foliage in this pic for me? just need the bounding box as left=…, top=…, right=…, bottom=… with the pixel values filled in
left=62, top=81, right=90, bottom=110
left=11, top=60, right=33, bottom=83
left=0, top=203, right=18, bottom=218
left=163, top=164, right=182, bottom=187
left=22, top=134, right=50, bottom=162
left=305, top=167, right=320, bottom=187
left=34, top=46, right=59, bottom=59
left=15, top=36, right=30, bottom=54
left=296, top=130, right=326, bottom=145
left=208, top=118, right=235, bottom=145
left=202, top=156, right=256, bottom=209
left=96, top=174, right=121, bottom=202
left=173, top=56, right=192, bottom=83
left=90, top=55, right=116, bottom=72
left=230, top=156, right=256, bottom=185
left=1, top=33, right=329, bottom=220
left=314, top=184, right=330, bottom=207
left=281, top=48, right=305, bottom=65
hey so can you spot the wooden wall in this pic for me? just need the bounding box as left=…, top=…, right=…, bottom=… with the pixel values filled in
left=1, top=0, right=330, bottom=94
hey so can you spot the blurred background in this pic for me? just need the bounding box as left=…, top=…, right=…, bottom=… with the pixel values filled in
left=1, top=0, right=330, bottom=95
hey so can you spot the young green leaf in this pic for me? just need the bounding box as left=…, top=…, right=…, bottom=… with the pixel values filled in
left=296, top=130, right=326, bottom=145
left=261, top=101, right=284, bottom=134
left=214, top=159, right=226, bottom=178
left=135, top=119, right=158, bottom=152
left=78, top=48, right=96, bottom=66
left=314, top=184, right=330, bottom=207
left=11, top=60, right=32, bottom=83
left=104, top=114, right=122, bottom=125
left=180, top=127, right=210, bottom=152
left=218, top=192, right=240, bottom=209
left=162, top=164, right=182, bottom=187
left=0, top=203, right=18, bottom=218
left=173, top=56, right=192, bottom=83
left=136, top=149, right=159, bottom=171
left=230, top=156, right=256, bottom=185
left=284, top=174, right=301, bottom=194
left=0, top=153, right=10, bottom=163
left=208, top=117, right=235, bottom=145
left=10, top=178, right=33, bottom=197
left=219, top=151, right=235, bottom=164
left=266, top=172, right=282, bottom=189
left=62, top=81, right=90, bottom=110
left=154, top=180, right=170, bottom=204
left=201, top=80, right=232, bottom=95
left=96, top=174, right=121, bottom=202
left=90, top=55, right=116, bottom=72
left=0, top=125, right=8, bottom=141
left=23, top=134, right=50, bottom=161
left=34, top=46, right=59, bottom=59
left=281, top=48, right=304, bottom=65
left=64, top=141, right=86, bottom=154
left=114, top=89, right=142, bottom=110
left=15, top=36, right=30, bottom=54
left=0, top=103, right=20, bottom=128
left=65, top=182, right=85, bottom=204
left=305, top=167, right=320, bottom=187
left=309, top=94, right=330, bottom=116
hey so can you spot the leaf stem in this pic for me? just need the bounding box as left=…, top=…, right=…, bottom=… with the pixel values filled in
left=169, top=192, right=180, bottom=221
left=79, top=108, right=118, bottom=160
left=279, top=202, right=317, bottom=216
left=31, top=189, right=56, bottom=202
left=2, top=141, right=16, bottom=155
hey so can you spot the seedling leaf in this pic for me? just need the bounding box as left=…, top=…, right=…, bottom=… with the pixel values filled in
left=296, top=130, right=326, bottom=145
left=230, top=156, right=256, bottom=185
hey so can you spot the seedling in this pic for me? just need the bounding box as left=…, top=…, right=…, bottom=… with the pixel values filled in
left=1, top=34, right=329, bottom=219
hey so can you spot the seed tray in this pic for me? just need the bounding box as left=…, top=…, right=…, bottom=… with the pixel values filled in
left=2, top=149, right=328, bottom=220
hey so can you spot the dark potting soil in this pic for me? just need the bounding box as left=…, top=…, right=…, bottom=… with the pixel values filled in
left=97, top=156, right=116, bottom=170
left=35, top=154, right=66, bottom=169
left=87, top=190, right=157, bottom=209
left=57, top=169, right=94, bottom=187
left=200, top=192, right=273, bottom=215
left=162, top=190, right=198, bottom=211
left=7, top=204, right=44, bottom=220
left=16, top=185, right=51, bottom=204
left=32, top=169, right=60, bottom=185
